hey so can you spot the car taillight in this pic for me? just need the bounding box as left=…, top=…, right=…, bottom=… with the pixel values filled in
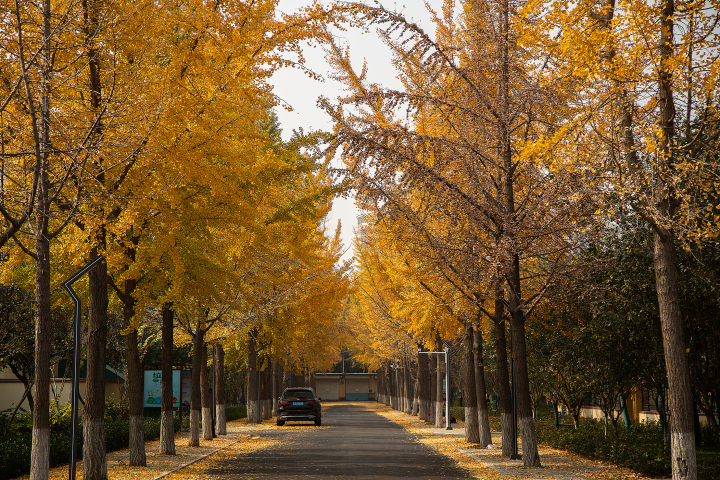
left=307, top=400, right=318, bottom=406
left=279, top=400, right=289, bottom=406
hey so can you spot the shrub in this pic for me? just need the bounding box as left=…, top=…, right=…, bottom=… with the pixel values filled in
left=226, top=405, right=246, bottom=422
left=450, top=406, right=465, bottom=422
left=0, top=407, right=33, bottom=436
left=528, top=410, right=720, bottom=479
left=0, top=432, right=32, bottom=480
left=0, top=400, right=181, bottom=479
left=104, top=398, right=129, bottom=423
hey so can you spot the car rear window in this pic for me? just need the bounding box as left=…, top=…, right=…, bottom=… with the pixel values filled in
left=283, top=390, right=314, bottom=400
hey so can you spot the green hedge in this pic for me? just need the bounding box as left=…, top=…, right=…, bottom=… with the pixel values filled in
left=225, top=405, right=246, bottom=422
left=529, top=408, right=720, bottom=480
left=0, top=403, right=179, bottom=480
left=534, top=416, right=670, bottom=477
left=450, top=406, right=464, bottom=422
left=459, top=405, right=720, bottom=480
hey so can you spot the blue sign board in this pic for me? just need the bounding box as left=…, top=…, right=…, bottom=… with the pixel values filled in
left=144, top=370, right=181, bottom=408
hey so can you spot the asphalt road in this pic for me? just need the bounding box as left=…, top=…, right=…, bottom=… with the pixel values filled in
left=205, top=402, right=472, bottom=479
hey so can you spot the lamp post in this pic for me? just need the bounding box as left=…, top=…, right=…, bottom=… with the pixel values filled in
left=418, top=348, right=452, bottom=430
left=63, top=256, right=105, bottom=480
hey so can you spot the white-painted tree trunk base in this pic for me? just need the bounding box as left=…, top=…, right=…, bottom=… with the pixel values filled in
left=247, top=401, right=258, bottom=424
left=478, top=409, right=493, bottom=447
left=465, top=406, right=481, bottom=444
left=188, top=409, right=200, bottom=446
left=216, top=404, right=226, bottom=435
left=129, top=415, right=147, bottom=466
left=519, top=415, right=541, bottom=467
left=671, top=431, right=697, bottom=479
left=160, top=409, right=176, bottom=454
left=202, top=407, right=213, bottom=440
left=501, top=412, right=514, bottom=457
left=434, top=400, right=444, bottom=428
left=30, top=427, right=50, bottom=480
left=83, top=418, right=108, bottom=480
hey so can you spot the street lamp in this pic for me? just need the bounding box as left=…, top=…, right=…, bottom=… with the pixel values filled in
left=418, top=347, right=452, bottom=430
left=63, top=256, right=105, bottom=480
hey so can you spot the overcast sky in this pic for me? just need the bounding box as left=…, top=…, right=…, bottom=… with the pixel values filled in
left=272, top=1, right=444, bottom=262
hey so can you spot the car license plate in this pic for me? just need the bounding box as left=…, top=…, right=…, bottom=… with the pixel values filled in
left=293, top=402, right=303, bottom=406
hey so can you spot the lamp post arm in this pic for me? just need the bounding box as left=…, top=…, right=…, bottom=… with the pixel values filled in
left=63, top=255, right=105, bottom=480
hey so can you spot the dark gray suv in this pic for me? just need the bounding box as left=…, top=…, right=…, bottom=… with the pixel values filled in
left=277, top=387, right=322, bottom=426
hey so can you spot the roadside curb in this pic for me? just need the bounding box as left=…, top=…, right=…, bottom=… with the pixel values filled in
left=152, top=435, right=248, bottom=479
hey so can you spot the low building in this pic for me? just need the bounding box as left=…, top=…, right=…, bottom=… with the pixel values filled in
left=578, top=388, right=714, bottom=426
left=0, top=364, right=125, bottom=412
left=314, top=372, right=377, bottom=401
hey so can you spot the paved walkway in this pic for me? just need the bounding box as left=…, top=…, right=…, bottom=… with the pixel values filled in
left=197, top=402, right=472, bottom=479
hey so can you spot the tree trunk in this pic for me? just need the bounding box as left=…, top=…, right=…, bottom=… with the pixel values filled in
left=189, top=324, right=204, bottom=446
left=494, top=295, right=514, bottom=457
left=655, top=230, right=696, bottom=479
left=464, top=322, right=481, bottom=443
left=272, top=362, right=280, bottom=415
left=405, top=364, right=411, bottom=413
left=84, top=248, right=108, bottom=480
left=654, top=0, right=696, bottom=477
left=389, top=368, right=395, bottom=409
left=126, top=328, right=146, bottom=465
left=31, top=195, right=51, bottom=480
left=495, top=0, right=539, bottom=462
left=412, top=376, right=419, bottom=415
left=82, top=0, right=108, bottom=468
left=430, top=357, right=437, bottom=424
left=30, top=4, right=52, bottom=478
left=160, top=306, right=176, bottom=454
left=398, top=366, right=403, bottom=411
left=474, top=320, right=492, bottom=447
left=435, top=336, right=444, bottom=428
left=509, top=298, right=541, bottom=467
left=383, top=366, right=389, bottom=406
left=123, top=281, right=146, bottom=465
left=201, top=343, right=213, bottom=441
left=403, top=366, right=408, bottom=412
left=572, top=410, right=581, bottom=430
left=418, top=347, right=430, bottom=421
left=261, top=363, right=271, bottom=420
left=282, top=368, right=290, bottom=391
left=247, top=332, right=259, bottom=424
left=377, top=367, right=383, bottom=404
left=215, top=345, right=226, bottom=435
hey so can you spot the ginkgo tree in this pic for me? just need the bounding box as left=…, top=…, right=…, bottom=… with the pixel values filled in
left=525, top=0, right=720, bottom=476
left=324, top=0, right=601, bottom=465
left=2, top=0, right=351, bottom=478
left=0, top=0, right=162, bottom=478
